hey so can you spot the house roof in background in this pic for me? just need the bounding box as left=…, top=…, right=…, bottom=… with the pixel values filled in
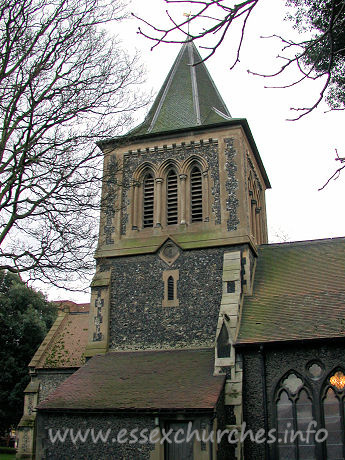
left=53, top=300, right=90, bottom=313
left=30, top=303, right=89, bottom=369
left=237, top=237, right=345, bottom=345
left=38, top=348, right=224, bottom=411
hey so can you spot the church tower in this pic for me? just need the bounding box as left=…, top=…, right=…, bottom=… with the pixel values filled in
left=24, top=38, right=345, bottom=460
left=32, top=41, right=272, bottom=460
left=85, top=40, right=270, bottom=360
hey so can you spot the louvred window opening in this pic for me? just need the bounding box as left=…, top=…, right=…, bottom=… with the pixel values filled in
left=143, top=174, right=154, bottom=228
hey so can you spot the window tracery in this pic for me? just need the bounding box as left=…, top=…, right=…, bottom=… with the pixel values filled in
left=274, top=367, right=345, bottom=459
left=275, top=372, right=315, bottom=459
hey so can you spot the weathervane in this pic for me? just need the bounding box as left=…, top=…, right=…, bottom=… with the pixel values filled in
left=183, top=12, right=192, bottom=36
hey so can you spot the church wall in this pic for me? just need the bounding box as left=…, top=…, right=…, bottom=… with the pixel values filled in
left=241, top=340, right=345, bottom=459
left=35, top=412, right=157, bottom=460
left=215, top=386, right=237, bottom=460
left=35, top=412, right=221, bottom=459
left=35, top=370, right=76, bottom=403
left=107, top=245, right=248, bottom=351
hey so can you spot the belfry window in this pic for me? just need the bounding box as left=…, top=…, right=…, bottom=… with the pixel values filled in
left=143, top=173, right=154, bottom=228
left=167, top=170, right=178, bottom=225
left=190, top=166, right=203, bottom=222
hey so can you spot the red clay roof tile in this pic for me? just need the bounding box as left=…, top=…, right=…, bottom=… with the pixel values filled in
left=38, top=348, right=224, bottom=411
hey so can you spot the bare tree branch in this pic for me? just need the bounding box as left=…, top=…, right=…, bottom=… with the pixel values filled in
left=318, top=149, right=345, bottom=190
left=135, top=0, right=345, bottom=118
left=0, top=0, right=148, bottom=289
left=134, top=0, right=259, bottom=66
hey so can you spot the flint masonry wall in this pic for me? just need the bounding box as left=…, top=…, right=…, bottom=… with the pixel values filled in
left=36, top=413, right=157, bottom=460
left=108, top=245, right=248, bottom=351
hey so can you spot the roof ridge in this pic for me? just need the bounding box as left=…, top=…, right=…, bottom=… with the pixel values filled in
left=260, top=236, right=345, bottom=248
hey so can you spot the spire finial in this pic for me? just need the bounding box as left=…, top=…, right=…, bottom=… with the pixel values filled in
left=183, top=12, right=192, bottom=37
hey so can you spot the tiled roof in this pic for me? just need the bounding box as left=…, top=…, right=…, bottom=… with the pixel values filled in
left=38, top=348, right=224, bottom=411
left=52, top=300, right=90, bottom=313
left=237, top=237, right=345, bottom=344
left=129, top=41, right=231, bottom=136
left=30, top=310, right=89, bottom=369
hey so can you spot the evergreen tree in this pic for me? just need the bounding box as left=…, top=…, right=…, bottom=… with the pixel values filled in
left=0, top=271, right=57, bottom=435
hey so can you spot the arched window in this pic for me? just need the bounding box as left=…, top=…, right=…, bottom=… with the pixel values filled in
left=322, top=370, right=345, bottom=459
left=143, top=172, right=154, bottom=228
left=275, top=372, right=315, bottom=459
left=162, top=270, right=179, bottom=307
left=166, top=169, right=178, bottom=225
left=190, top=166, right=203, bottom=222
left=217, top=323, right=230, bottom=358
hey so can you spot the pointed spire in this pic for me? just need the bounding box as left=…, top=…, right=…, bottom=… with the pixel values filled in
left=130, top=41, right=231, bottom=136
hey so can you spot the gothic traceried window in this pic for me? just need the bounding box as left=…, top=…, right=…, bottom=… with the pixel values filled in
left=323, top=370, right=345, bottom=459
left=275, top=372, right=315, bottom=459
left=274, top=367, right=345, bottom=460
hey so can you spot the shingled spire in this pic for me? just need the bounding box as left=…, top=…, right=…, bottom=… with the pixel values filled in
left=130, top=41, right=231, bottom=136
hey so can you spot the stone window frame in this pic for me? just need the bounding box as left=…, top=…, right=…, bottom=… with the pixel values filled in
left=162, top=269, right=179, bottom=307
left=142, top=171, right=155, bottom=228
left=190, top=165, right=203, bottom=222
left=131, top=163, right=157, bottom=231
left=163, top=164, right=180, bottom=227
left=183, top=157, right=210, bottom=225
left=215, top=319, right=234, bottom=366
left=132, top=156, right=210, bottom=230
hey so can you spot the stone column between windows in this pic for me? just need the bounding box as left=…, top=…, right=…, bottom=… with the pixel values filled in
left=132, top=183, right=140, bottom=230
left=202, top=170, right=210, bottom=222
left=155, top=178, right=163, bottom=227
left=179, top=174, right=187, bottom=224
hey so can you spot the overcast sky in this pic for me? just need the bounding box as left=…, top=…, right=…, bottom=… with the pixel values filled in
left=48, top=0, right=344, bottom=302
